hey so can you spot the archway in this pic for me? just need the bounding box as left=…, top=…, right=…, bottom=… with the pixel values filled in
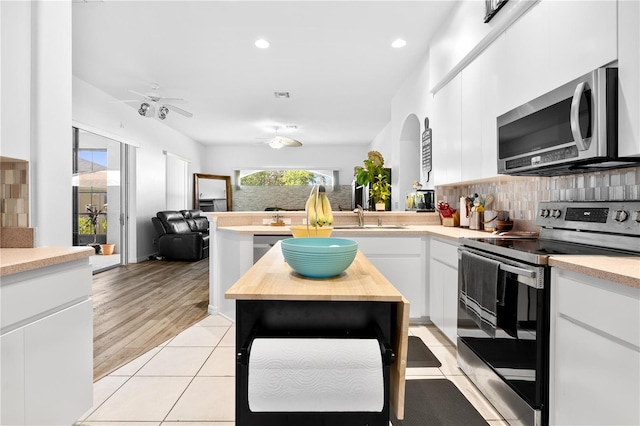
left=398, top=114, right=422, bottom=210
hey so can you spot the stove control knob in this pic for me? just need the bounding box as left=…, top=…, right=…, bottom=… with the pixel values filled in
left=551, top=209, right=562, bottom=219
left=540, top=209, right=550, bottom=218
left=613, top=210, right=629, bottom=222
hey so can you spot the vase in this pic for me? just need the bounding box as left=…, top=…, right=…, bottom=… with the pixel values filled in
left=375, top=202, right=385, bottom=211
left=100, top=243, right=115, bottom=255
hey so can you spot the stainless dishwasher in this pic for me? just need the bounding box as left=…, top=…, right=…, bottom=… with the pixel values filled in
left=253, top=235, right=289, bottom=263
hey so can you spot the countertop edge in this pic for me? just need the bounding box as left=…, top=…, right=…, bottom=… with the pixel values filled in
left=0, top=246, right=94, bottom=277
left=548, top=256, right=640, bottom=289
left=216, top=224, right=639, bottom=288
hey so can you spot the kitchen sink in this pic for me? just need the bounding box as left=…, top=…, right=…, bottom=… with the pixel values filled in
left=333, top=225, right=407, bottom=230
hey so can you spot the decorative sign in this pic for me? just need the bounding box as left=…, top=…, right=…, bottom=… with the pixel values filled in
left=484, top=0, right=509, bottom=23
left=421, top=117, right=432, bottom=182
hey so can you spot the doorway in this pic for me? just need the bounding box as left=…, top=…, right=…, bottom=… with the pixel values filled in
left=72, top=127, right=129, bottom=273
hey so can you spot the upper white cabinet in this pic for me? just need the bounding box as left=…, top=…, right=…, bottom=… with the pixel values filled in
left=432, top=73, right=462, bottom=186
left=503, top=0, right=616, bottom=112
left=545, top=1, right=617, bottom=93
left=460, top=34, right=506, bottom=181
left=618, top=0, right=640, bottom=158
left=430, top=0, right=619, bottom=185
left=461, top=53, right=483, bottom=182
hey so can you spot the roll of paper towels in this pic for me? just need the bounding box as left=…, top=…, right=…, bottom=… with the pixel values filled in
left=460, top=197, right=470, bottom=227
left=248, top=338, right=384, bottom=412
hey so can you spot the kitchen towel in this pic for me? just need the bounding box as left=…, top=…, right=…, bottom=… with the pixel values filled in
left=459, top=250, right=501, bottom=338
left=248, top=337, right=384, bottom=413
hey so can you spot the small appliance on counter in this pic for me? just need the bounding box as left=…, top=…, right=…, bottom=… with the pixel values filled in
left=405, top=189, right=435, bottom=212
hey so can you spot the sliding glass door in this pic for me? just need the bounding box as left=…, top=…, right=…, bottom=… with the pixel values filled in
left=72, top=127, right=128, bottom=273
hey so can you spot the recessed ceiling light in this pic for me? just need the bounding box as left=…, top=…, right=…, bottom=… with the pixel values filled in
left=274, top=92, right=290, bottom=98
left=392, top=38, right=407, bottom=49
left=255, top=39, right=270, bottom=49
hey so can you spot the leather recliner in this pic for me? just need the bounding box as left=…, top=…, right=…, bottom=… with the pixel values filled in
left=152, top=209, right=209, bottom=261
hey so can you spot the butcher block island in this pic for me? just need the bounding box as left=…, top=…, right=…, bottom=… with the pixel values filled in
left=226, top=240, right=409, bottom=425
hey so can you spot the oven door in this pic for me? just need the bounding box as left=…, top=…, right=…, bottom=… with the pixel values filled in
left=457, top=247, right=548, bottom=411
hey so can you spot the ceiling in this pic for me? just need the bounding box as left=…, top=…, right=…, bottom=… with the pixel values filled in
left=72, top=1, right=457, bottom=147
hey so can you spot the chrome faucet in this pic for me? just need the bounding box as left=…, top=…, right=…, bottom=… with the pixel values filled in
left=354, top=205, right=364, bottom=227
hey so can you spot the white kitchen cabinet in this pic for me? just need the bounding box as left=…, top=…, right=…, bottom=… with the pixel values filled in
left=1, top=329, right=25, bottom=425
left=211, top=229, right=255, bottom=321
left=432, top=73, right=461, bottom=186
left=549, top=268, right=640, bottom=426
left=428, top=237, right=459, bottom=344
left=502, top=1, right=550, bottom=112
left=479, top=33, right=506, bottom=177
left=0, top=259, right=93, bottom=426
left=461, top=53, right=483, bottom=182
left=503, top=1, right=616, bottom=112
left=345, top=236, right=427, bottom=320
left=545, top=0, right=617, bottom=91
left=618, top=0, right=640, bottom=158
left=24, top=300, right=93, bottom=425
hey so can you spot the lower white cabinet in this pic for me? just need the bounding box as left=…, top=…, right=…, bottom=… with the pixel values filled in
left=345, top=236, right=427, bottom=320
left=1, top=328, right=25, bottom=425
left=1, top=259, right=93, bottom=426
left=549, top=268, right=640, bottom=426
left=428, top=237, right=459, bottom=344
left=24, top=300, right=93, bottom=425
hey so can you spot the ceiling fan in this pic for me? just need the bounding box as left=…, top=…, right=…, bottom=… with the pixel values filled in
left=118, top=84, right=193, bottom=119
left=258, top=127, right=303, bottom=149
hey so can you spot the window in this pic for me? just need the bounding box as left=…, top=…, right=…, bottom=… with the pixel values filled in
left=239, top=169, right=333, bottom=187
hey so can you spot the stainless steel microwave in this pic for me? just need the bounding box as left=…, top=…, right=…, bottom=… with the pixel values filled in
left=497, top=67, right=638, bottom=176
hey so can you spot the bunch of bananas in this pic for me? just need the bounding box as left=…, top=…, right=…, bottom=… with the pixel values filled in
left=305, top=186, right=334, bottom=227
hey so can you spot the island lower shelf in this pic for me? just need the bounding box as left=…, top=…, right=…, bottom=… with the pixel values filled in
left=225, top=242, right=409, bottom=423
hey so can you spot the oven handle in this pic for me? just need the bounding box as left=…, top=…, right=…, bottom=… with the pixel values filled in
left=499, top=263, right=536, bottom=279
left=458, top=247, right=545, bottom=289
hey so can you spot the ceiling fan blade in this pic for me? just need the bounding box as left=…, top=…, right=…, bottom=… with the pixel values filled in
left=267, top=136, right=302, bottom=148
left=158, top=97, right=184, bottom=102
left=164, top=104, right=193, bottom=118
left=128, top=89, right=149, bottom=99
left=279, top=136, right=303, bottom=147
left=111, top=99, right=142, bottom=103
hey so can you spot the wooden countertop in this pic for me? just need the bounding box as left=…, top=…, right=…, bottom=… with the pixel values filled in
left=225, top=241, right=404, bottom=302
left=0, top=246, right=94, bottom=277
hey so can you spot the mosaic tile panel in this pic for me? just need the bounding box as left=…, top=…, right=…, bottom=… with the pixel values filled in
left=1, top=158, right=29, bottom=227
left=436, top=166, right=640, bottom=221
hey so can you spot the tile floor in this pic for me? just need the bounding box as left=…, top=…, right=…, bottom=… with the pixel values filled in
left=76, top=315, right=508, bottom=426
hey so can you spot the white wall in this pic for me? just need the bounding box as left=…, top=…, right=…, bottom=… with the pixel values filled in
left=73, top=77, right=206, bottom=261
left=0, top=1, right=73, bottom=246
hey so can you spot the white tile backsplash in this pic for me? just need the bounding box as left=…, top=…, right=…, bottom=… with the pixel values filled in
left=437, top=166, right=640, bottom=222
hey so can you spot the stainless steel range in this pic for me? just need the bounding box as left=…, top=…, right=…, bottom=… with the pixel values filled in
left=457, top=200, right=640, bottom=426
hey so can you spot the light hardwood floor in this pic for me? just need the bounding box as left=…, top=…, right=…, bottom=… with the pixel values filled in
left=92, top=258, right=210, bottom=381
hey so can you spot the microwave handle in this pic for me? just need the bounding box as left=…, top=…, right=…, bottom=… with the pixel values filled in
left=570, top=81, right=589, bottom=151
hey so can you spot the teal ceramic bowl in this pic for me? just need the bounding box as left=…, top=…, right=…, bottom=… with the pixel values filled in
left=281, top=237, right=358, bottom=278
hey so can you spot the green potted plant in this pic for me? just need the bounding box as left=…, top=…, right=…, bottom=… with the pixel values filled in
left=86, top=203, right=106, bottom=253
left=354, top=150, right=391, bottom=210
left=370, top=173, right=391, bottom=211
